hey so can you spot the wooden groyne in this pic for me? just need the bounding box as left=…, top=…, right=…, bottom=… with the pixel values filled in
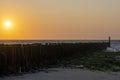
left=0, top=42, right=109, bottom=75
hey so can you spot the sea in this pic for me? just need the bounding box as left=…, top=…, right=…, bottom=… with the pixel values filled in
left=0, top=40, right=108, bottom=44
left=0, top=40, right=118, bottom=46
left=0, top=40, right=119, bottom=50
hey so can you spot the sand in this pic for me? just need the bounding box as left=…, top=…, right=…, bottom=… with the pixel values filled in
left=0, top=68, right=120, bottom=80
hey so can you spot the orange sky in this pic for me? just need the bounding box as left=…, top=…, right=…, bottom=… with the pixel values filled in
left=0, top=0, right=120, bottom=40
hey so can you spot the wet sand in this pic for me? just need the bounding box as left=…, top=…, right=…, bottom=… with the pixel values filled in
left=1, top=68, right=120, bottom=80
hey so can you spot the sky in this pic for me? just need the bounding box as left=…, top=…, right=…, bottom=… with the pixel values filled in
left=0, top=0, right=120, bottom=40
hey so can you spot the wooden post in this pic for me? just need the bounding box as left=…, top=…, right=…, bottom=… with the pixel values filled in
left=109, top=36, right=111, bottom=47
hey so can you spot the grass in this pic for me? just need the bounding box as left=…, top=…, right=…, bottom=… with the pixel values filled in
left=66, top=51, right=120, bottom=72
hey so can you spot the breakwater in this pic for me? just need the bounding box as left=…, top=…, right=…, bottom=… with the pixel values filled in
left=0, top=43, right=109, bottom=75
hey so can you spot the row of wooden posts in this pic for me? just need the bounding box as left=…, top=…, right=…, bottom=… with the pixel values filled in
left=0, top=43, right=109, bottom=75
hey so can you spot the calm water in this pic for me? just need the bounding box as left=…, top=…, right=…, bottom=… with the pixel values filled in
left=0, top=40, right=108, bottom=44
left=0, top=40, right=119, bottom=47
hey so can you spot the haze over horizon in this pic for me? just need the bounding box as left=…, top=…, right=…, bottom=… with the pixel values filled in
left=0, top=0, right=120, bottom=40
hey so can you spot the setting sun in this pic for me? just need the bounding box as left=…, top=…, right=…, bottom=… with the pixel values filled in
left=4, top=21, right=12, bottom=29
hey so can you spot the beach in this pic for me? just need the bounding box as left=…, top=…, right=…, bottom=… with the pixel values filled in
left=0, top=41, right=119, bottom=80
left=1, top=0, right=120, bottom=79
left=1, top=68, right=120, bottom=80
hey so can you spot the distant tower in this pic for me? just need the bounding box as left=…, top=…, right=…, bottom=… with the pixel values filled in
left=109, top=36, right=111, bottom=47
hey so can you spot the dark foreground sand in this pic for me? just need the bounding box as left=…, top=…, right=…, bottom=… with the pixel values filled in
left=1, top=68, right=120, bottom=80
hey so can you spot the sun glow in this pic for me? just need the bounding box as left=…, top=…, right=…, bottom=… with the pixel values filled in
left=4, top=21, right=12, bottom=29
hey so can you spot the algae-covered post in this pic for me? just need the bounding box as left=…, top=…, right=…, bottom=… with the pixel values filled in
left=0, top=43, right=109, bottom=75
left=109, top=36, right=111, bottom=47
